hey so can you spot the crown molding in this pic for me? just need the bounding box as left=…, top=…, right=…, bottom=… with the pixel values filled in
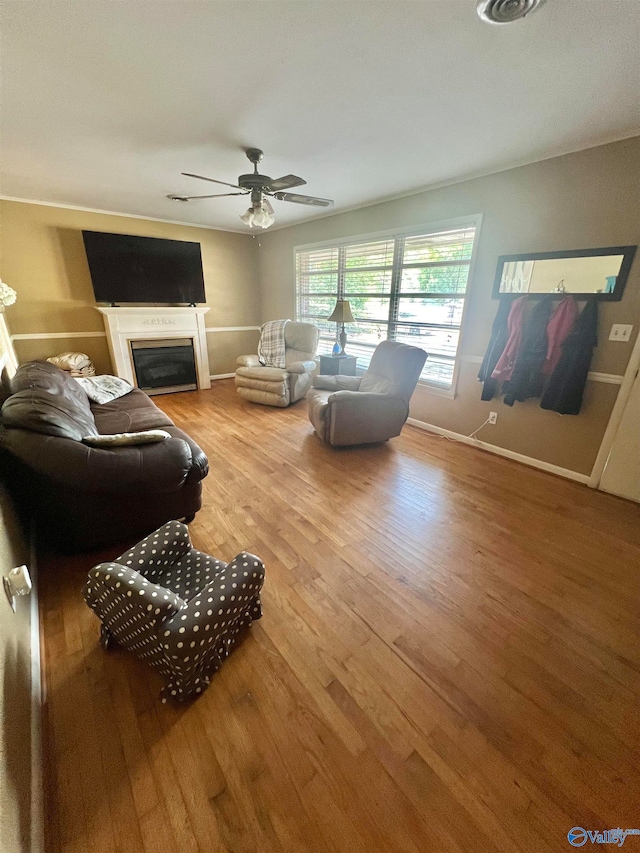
left=266, top=130, right=640, bottom=233
left=3, top=130, right=638, bottom=239
left=0, top=195, right=250, bottom=235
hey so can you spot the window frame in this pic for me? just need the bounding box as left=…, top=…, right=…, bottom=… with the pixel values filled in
left=294, top=214, right=483, bottom=398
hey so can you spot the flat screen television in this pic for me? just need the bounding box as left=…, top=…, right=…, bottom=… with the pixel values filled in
left=82, top=230, right=206, bottom=304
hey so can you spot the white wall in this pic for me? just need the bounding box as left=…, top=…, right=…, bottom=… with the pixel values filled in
left=599, top=368, right=640, bottom=501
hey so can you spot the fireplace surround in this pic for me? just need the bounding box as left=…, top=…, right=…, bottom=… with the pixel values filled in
left=97, top=306, right=211, bottom=391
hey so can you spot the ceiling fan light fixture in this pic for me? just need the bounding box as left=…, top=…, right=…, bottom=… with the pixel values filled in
left=252, top=208, right=271, bottom=229
left=477, top=0, right=546, bottom=24
left=240, top=200, right=275, bottom=230
left=240, top=207, right=255, bottom=226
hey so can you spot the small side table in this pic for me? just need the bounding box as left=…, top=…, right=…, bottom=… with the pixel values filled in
left=319, top=354, right=358, bottom=376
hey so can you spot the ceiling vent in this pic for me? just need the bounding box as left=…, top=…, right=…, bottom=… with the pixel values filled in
left=477, top=0, right=546, bottom=24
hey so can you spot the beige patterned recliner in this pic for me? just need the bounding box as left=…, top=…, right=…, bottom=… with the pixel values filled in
left=308, top=340, right=427, bottom=446
left=83, top=521, right=265, bottom=701
left=235, top=321, right=319, bottom=407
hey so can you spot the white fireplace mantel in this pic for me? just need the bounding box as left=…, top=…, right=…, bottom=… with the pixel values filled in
left=97, top=306, right=211, bottom=390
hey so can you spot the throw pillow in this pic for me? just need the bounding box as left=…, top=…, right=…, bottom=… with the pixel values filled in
left=75, top=375, right=133, bottom=404
left=83, top=430, right=171, bottom=448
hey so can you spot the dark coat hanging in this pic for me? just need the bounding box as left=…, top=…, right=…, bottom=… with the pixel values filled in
left=503, top=295, right=553, bottom=406
left=478, top=296, right=515, bottom=401
left=541, top=299, right=598, bottom=415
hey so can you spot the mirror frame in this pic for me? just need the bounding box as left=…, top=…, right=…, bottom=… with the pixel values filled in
left=492, top=245, right=637, bottom=301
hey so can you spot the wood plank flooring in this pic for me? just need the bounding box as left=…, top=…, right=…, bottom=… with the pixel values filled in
left=39, top=380, right=640, bottom=853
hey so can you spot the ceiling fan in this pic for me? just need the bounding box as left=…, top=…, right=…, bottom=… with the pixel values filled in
left=168, top=148, right=334, bottom=229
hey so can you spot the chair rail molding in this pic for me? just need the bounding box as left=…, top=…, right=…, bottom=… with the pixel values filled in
left=11, top=331, right=107, bottom=340
left=205, top=325, right=260, bottom=333
left=12, top=325, right=260, bottom=341
left=459, top=353, right=623, bottom=385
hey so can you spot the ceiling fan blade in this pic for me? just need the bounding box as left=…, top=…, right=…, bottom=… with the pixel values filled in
left=273, top=191, right=333, bottom=207
left=168, top=192, right=248, bottom=201
left=182, top=172, right=244, bottom=190
left=267, top=174, right=307, bottom=192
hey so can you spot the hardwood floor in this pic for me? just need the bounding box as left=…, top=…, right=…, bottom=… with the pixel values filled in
left=40, top=380, right=640, bottom=853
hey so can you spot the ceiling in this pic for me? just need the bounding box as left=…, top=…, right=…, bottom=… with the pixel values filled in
left=2, top=1, right=639, bottom=233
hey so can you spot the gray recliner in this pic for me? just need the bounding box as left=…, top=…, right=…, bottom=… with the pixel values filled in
left=235, top=321, right=319, bottom=407
left=308, top=340, right=427, bottom=446
left=83, top=521, right=265, bottom=701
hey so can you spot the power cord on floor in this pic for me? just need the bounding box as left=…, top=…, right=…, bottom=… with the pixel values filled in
left=468, top=417, right=492, bottom=440
left=429, top=417, right=493, bottom=444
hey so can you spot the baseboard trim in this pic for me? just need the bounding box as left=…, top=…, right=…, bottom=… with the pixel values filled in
left=406, top=417, right=591, bottom=485
left=209, top=373, right=235, bottom=381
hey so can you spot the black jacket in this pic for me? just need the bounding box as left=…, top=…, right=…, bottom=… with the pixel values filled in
left=478, top=297, right=514, bottom=401
left=541, top=299, right=598, bottom=415
left=503, top=296, right=553, bottom=406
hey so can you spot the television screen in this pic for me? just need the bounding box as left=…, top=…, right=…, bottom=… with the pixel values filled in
left=82, top=231, right=206, bottom=304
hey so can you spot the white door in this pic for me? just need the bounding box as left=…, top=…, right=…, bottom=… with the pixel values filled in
left=599, top=367, right=640, bottom=502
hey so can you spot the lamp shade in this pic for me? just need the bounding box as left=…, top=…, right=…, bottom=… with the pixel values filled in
left=328, top=300, right=354, bottom=323
left=239, top=199, right=275, bottom=230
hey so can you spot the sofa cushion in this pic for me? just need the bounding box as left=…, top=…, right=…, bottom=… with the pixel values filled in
left=235, top=365, right=289, bottom=383
left=359, top=372, right=392, bottom=395
left=308, top=388, right=331, bottom=439
left=236, top=386, right=289, bottom=408
left=286, top=360, right=316, bottom=374
left=284, top=321, right=319, bottom=358
left=2, top=389, right=98, bottom=440
left=11, top=360, right=93, bottom=413
left=313, top=374, right=362, bottom=392
left=91, top=388, right=175, bottom=434
left=235, top=374, right=288, bottom=396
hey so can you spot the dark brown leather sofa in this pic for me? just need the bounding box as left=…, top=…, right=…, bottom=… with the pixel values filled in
left=0, top=361, right=208, bottom=551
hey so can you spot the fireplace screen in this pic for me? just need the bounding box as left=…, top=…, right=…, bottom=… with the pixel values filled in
left=131, top=338, right=197, bottom=394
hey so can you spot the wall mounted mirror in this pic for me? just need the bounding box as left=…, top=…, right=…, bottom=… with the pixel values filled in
left=493, top=246, right=637, bottom=301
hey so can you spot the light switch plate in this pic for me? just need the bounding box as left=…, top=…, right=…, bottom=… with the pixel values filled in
left=609, top=324, right=633, bottom=342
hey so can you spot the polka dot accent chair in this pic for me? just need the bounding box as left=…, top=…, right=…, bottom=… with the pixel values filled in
left=82, top=521, right=265, bottom=701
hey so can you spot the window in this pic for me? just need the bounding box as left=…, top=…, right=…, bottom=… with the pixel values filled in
left=296, top=220, right=478, bottom=391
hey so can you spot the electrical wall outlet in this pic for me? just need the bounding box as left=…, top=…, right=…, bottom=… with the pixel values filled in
left=489, top=412, right=497, bottom=424
left=609, top=324, right=633, bottom=342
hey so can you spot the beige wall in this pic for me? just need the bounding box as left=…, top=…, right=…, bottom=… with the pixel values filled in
left=0, top=201, right=261, bottom=375
left=0, top=483, right=41, bottom=853
left=258, top=137, right=640, bottom=476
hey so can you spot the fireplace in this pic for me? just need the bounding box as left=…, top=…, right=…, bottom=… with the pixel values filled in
left=97, top=307, right=211, bottom=392
left=131, top=338, right=198, bottom=394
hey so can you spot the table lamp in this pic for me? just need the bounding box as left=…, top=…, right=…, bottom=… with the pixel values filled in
left=328, top=300, right=354, bottom=355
